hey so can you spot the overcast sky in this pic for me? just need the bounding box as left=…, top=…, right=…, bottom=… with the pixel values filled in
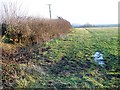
left=0, top=0, right=119, bottom=24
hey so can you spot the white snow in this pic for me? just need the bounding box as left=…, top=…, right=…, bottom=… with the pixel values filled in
left=94, top=52, right=104, bottom=66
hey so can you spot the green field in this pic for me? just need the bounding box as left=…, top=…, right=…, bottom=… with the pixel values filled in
left=17, top=27, right=119, bottom=88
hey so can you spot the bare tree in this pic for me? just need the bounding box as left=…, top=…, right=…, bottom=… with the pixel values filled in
left=0, top=1, right=27, bottom=23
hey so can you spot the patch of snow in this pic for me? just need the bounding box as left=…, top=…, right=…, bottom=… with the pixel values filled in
left=94, top=51, right=104, bottom=66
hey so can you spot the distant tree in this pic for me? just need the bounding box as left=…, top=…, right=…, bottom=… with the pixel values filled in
left=82, top=22, right=95, bottom=28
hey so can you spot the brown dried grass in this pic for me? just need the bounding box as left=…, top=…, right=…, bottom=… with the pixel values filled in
left=7, top=17, right=72, bottom=45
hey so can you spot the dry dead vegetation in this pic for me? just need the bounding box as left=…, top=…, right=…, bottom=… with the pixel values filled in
left=8, top=17, right=72, bottom=45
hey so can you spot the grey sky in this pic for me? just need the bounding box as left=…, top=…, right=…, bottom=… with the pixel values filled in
left=0, top=0, right=119, bottom=24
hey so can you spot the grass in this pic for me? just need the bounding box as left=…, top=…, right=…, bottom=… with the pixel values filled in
left=1, top=27, right=119, bottom=88
left=22, top=27, right=119, bottom=88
